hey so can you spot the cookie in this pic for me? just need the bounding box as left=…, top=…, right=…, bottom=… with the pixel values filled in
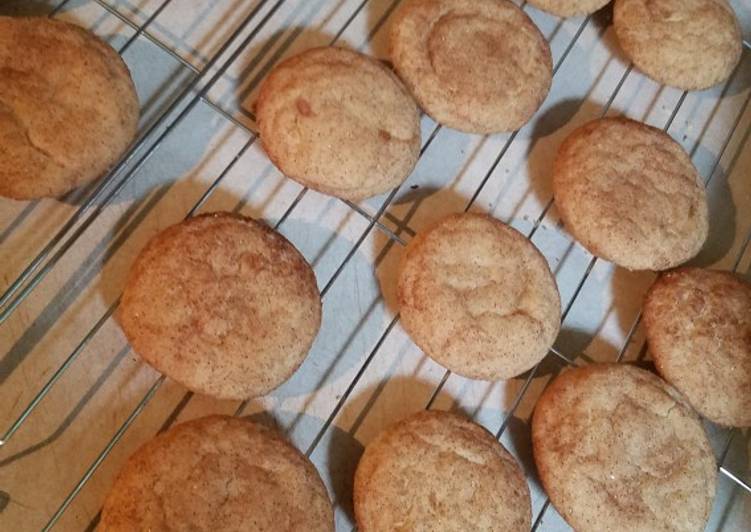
left=354, top=410, right=531, bottom=531
left=256, top=46, right=420, bottom=201
left=397, top=213, right=561, bottom=380
left=119, top=212, right=321, bottom=400
left=100, top=415, right=334, bottom=531
left=553, top=117, right=708, bottom=271
left=390, top=0, right=552, bottom=133
left=532, top=363, right=717, bottom=532
left=614, top=0, right=742, bottom=90
left=0, top=17, right=139, bottom=200
left=644, top=268, right=751, bottom=427
left=528, top=0, right=610, bottom=17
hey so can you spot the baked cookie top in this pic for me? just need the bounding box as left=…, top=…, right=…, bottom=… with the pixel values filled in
left=528, top=0, right=610, bottom=18
left=354, top=410, right=531, bottom=531
left=256, top=46, right=420, bottom=200
left=119, top=212, right=321, bottom=400
left=553, top=117, right=708, bottom=271
left=614, top=0, right=742, bottom=90
left=0, top=17, right=139, bottom=199
left=100, top=415, right=334, bottom=531
left=390, top=0, right=552, bottom=133
left=645, top=267, right=751, bottom=427
left=397, top=213, right=561, bottom=380
left=532, top=363, right=717, bottom=532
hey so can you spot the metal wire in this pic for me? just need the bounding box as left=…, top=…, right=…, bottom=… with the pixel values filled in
left=529, top=83, right=751, bottom=529
left=0, top=0, right=284, bottom=324
left=13, top=0, right=384, bottom=445
left=17, top=0, right=439, bottom=519
left=1, top=0, right=749, bottom=528
left=92, top=0, right=253, bottom=132
left=94, top=0, right=198, bottom=72
left=0, top=132, right=259, bottom=447
left=41, top=374, right=166, bottom=531
left=420, top=61, right=639, bottom=407
left=614, top=85, right=751, bottom=365
left=0, top=0, right=294, bottom=446
left=302, top=4, right=604, bottom=455
left=308, top=19, right=751, bottom=510
left=466, top=12, right=595, bottom=212
left=528, top=220, right=751, bottom=529
left=328, top=32, right=751, bottom=530
left=48, top=0, right=74, bottom=17
left=34, top=132, right=266, bottom=527
left=503, top=64, right=751, bottom=463
left=33, top=0, right=412, bottom=526
left=110, top=0, right=408, bottom=250
left=721, top=467, right=751, bottom=495
left=113, top=0, right=174, bottom=56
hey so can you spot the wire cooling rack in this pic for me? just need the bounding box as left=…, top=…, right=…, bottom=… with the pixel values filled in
left=0, top=0, right=750, bottom=530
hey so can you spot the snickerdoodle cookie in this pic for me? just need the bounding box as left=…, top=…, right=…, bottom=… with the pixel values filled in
left=397, top=213, right=561, bottom=380
left=532, top=363, right=717, bottom=532
left=100, top=415, right=334, bottom=531
left=256, top=46, right=420, bottom=200
left=645, top=267, right=751, bottom=427
left=553, top=117, right=708, bottom=271
left=354, top=410, right=531, bottom=531
left=390, top=0, right=552, bottom=133
left=614, top=0, right=742, bottom=90
left=119, top=212, right=321, bottom=400
left=528, top=0, right=610, bottom=17
left=0, top=17, right=139, bottom=200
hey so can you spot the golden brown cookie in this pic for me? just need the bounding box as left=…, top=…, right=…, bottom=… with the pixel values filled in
left=528, top=0, right=610, bottom=17
left=100, top=415, right=334, bottom=531
left=389, top=0, right=552, bottom=133
left=354, top=410, right=531, bottom=531
left=553, top=117, right=708, bottom=271
left=645, top=268, right=751, bottom=427
left=397, top=213, right=561, bottom=380
left=256, top=46, right=420, bottom=200
left=614, top=0, right=742, bottom=90
left=532, top=363, right=717, bottom=532
left=119, top=212, right=321, bottom=400
left=0, top=17, right=139, bottom=200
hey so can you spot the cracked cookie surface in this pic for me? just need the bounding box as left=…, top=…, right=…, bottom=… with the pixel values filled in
left=119, top=212, right=321, bottom=400
left=532, top=363, right=716, bottom=532
left=528, top=0, right=610, bottom=17
left=553, top=117, right=708, bottom=271
left=100, top=415, right=333, bottom=531
left=397, top=213, right=561, bottom=380
left=0, top=17, right=139, bottom=200
left=354, top=410, right=531, bottom=532
left=389, top=0, right=552, bottom=133
left=645, top=268, right=751, bottom=427
left=614, top=0, right=742, bottom=90
left=256, top=46, right=420, bottom=200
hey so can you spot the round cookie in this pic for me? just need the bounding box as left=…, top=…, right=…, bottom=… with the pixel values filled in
left=553, top=117, right=708, bottom=271
left=390, top=0, right=552, bottom=133
left=354, top=410, right=531, bottom=531
left=100, top=415, right=334, bottom=531
left=614, top=0, right=742, bottom=90
left=644, top=268, right=751, bottom=427
left=532, top=363, right=717, bottom=532
left=397, top=213, right=561, bottom=380
left=256, top=46, right=420, bottom=201
left=0, top=17, right=139, bottom=200
left=528, top=0, right=610, bottom=17
left=119, top=212, right=321, bottom=400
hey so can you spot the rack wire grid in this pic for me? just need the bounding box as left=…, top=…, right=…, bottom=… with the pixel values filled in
left=0, top=0, right=750, bottom=530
